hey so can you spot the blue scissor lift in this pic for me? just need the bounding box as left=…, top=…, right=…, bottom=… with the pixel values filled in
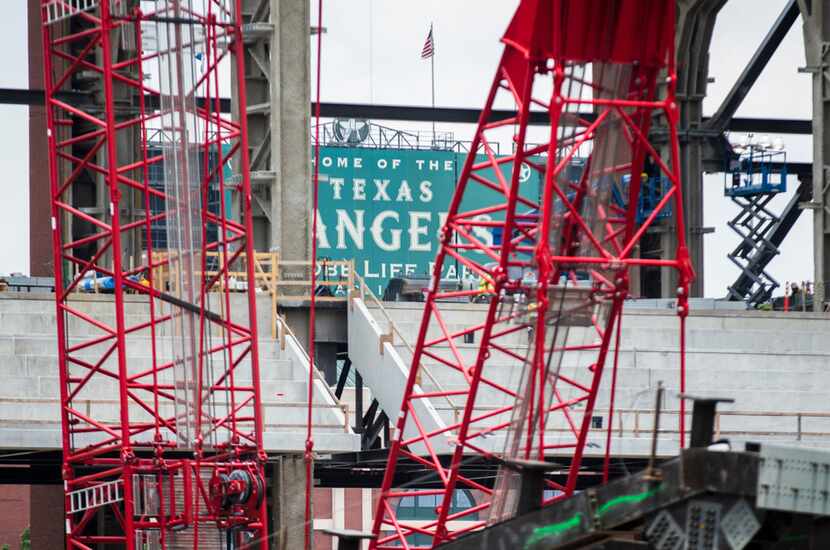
left=724, top=143, right=788, bottom=305
left=614, top=174, right=673, bottom=225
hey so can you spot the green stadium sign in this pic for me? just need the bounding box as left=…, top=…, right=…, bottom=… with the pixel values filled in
left=314, top=146, right=542, bottom=295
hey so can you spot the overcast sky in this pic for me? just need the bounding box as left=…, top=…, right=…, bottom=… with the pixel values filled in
left=0, top=2, right=30, bottom=279
left=2, top=0, right=816, bottom=298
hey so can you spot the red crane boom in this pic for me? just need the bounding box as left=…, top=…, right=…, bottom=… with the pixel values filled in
left=40, top=1, right=268, bottom=547
left=370, top=1, right=693, bottom=547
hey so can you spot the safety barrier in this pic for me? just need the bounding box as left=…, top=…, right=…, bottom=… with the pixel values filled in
left=145, top=252, right=354, bottom=338
left=422, top=404, right=830, bottom=443
left=0, top=396, right=352, bottom=433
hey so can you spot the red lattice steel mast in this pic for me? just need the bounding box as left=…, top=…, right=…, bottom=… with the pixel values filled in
left=370, top=1, right=693, bottom=547
left=41, top=1, right=267, bottom=547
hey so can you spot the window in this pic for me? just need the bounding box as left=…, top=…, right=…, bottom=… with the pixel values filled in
left=147, top=146, right=229, bottom=251
left=543, top=488, right=564, bottom=501
left=394, top=490, right=479, bottom=546
left=591, top=415, right=603, bottom=429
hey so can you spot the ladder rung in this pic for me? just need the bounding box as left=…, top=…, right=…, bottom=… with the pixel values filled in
left=43, top=0, right=100, bottom=26
left=67, top=479, right=124, bottom=514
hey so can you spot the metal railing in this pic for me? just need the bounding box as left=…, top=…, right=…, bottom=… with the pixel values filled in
left=5, top=395, right=826, bottom=444
left=0, top=397, right=351, bottom=433
left=149, top=252, right=354, bottom=338
left=605, top=409, right=830, bottom=442
left=314, top=120, right=459, bottom=151
left=423, top=405, right=830, bottom=442
left=44, top=0, right=100, bottom=25
left=272, top=311, right=345, bottom=414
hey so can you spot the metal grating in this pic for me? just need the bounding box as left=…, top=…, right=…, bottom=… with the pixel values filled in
left=67, top=479, right=124, bottom=514
left=720, top=499, right=761, bottom=550
left=132, top=474, right=161, bottom=517
left=686, top=500, right=721, bottom=550
left=645, top=510, right=685, bottom=550
left=135, top=530, right=161, bottom=550
left=43, top=0, right=99, bottom=25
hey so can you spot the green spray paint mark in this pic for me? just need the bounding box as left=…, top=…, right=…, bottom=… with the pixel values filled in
left=524, top=484, right=663, bottom=549
left=596, top=484, right=663, bottom=517
left=524, top=513, right=584, bottom=549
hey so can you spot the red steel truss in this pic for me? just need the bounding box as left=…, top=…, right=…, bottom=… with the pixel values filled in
left=370, top=1, right=694, bottom=547
left=41, top=1, right=267, bottom=548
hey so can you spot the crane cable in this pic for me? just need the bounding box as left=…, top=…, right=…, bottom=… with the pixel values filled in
left=306, top=0, right=324, bottom=547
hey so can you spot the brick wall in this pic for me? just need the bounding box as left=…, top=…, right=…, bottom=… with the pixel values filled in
left=0, top=485, right=29, bottom=549
left=30, top=485, right=63, bottom=549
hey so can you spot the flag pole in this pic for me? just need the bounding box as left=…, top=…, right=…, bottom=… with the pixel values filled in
left=430, top=23, right=436, bottom=146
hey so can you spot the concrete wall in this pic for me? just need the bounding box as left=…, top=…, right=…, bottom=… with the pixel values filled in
left=0, top=292, right=359, bottom=453
left=361, top=300, right=830, bottom=457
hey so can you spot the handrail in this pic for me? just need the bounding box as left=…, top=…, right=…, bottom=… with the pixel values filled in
left=3, top=396, right=827, bottom=442
left=274, top=313, right=344, bottom=409
left=352, top=271, right=461, bottom=418
left=422, top=405, right=830, bottom=442
left=149, top=252, right=354, bottom=338
left=2, top=397, right=351, bottom=432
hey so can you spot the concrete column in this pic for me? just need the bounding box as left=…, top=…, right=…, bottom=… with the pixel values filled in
left=242, top=0, right=311, bottom=260
left=271, top=454, right=312, bottom=550
left=800, top=0, right=830, bottom=310
left=28, top=0, right=52, bottom=277
left=30, top=485, right=64, bottom=549
left=273, top=0, right=311, bottom=264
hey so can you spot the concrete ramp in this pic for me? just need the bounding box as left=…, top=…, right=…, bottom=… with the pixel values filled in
left=347, top=297, right=451, bottom=454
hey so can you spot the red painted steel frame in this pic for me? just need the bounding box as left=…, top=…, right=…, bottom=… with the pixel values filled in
left=370, top=1, right=693, bottom=548
left=41, top=1, right=268, bottom=548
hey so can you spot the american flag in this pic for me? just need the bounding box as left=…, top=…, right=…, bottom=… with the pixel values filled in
left=421, top=25, right=434, bottom=59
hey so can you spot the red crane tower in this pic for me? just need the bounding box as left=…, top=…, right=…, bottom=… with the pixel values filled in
left=370, top=1, right=693, bottom=547
left=40, top=0, right=267, bottom=547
